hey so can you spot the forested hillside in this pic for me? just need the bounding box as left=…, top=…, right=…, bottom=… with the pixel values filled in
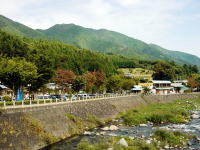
left=0, top=30, right=117, bottom=75
left=0, top=30, right=199, bottom=94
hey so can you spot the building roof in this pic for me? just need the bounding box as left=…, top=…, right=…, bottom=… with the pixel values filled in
left=171, top=83, right=184, bottom=88
left=152, top=80, right=171, bottom=84
left=139, top=83, right=153, bottom=87
left=131, top=85, right=143, bottom=91
left=174, top=80, right=188, bottom=83
left=0, top=85, right=7, bottom=89
left=156, top=87, right=173, bottom=90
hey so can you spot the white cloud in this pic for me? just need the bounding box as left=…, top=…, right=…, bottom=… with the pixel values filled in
left=116, top=0, right=141, bottom=7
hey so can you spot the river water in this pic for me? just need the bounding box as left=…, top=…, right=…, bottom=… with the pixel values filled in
left=42, top=113, right=200, bottom=150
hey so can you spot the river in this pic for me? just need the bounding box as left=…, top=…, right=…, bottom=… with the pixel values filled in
left=42, top=111, right=200, bottom=150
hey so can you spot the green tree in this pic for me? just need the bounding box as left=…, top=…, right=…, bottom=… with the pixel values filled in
left=106, top=75, right=122, bottom=93
left=121, top=79, right=135, bottom=91
left=0, top=31, right=29, bottom=58
left=0, top=57, right=38, bottom=98
left=27, top=53, right=54, bottom=92
left=143, top=87, right=151, bottom=95
left=152, top=61, right=175, bottom=81
left=72, top=76, right=85, bottom=93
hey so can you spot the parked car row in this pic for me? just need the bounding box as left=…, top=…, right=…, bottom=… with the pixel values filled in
left=31, top=93, right=105, bottom=101
left=1, top=93, right=116, bottom=101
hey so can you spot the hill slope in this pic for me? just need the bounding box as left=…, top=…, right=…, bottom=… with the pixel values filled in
left=38, top=24, right=200, bottom=66
left=0, top=15, right=199, bottom=66
left=0, top=15, right=43, bottom=38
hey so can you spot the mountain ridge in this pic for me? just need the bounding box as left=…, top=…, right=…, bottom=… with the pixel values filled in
left=0, top=14, right=199, bottom=66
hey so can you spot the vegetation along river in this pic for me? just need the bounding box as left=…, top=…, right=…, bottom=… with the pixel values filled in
left=42, top=97, right=200, bottom=150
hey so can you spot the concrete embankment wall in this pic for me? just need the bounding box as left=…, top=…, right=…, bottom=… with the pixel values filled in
left=0, top=94, right=199, bottom=150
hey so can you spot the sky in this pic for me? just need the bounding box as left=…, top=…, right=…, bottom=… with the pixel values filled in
left=0, top=0, right=200, bottom=57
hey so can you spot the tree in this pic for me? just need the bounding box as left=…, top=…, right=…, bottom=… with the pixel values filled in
left=54, top=69, right=75, bottom=93
left=143, top=87, right=151, bottom=95
left=190, top=65, right=198, bottom=74
left=83, top=72, right=96, bottom=93
left=0, top=58, right=38, bottom=98
left=54, top=69, right=75, bottom=84
left=152, top=61, right=175, bottom=81
left=106, top=75, right=122, bottom=93
left=187, top=74, right=200, bottom=91
left=188, top=77, right=198, bottom=90
left=121, top=79, right=135, bottom=91
left=0, top=31, right=29, bottom=58
left=72, top=76, right=85, bottom=93
left=92, top=71, right=106, bottom=89
left=26, top=49, right=54, bottom=92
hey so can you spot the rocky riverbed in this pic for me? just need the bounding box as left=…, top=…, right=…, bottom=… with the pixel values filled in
left=42, top=110, right=200, bottom=150
left=41, top=98, right=200, bottom=150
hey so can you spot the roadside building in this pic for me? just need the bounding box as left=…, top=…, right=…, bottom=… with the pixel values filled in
left=139, top=83, right=153, bottom=88
left=174, top=80, right=188, bottom=86
left=152, top=80, right=173, bottom=95
left=0, top=84, right=7, bottom=95
left=171, top=83, right=188, bottom=93
left=139, top=82, right=154, bottom=94
left=131, top=85, right=143, bottom=94
left=0, top=84, right=12, bottom=96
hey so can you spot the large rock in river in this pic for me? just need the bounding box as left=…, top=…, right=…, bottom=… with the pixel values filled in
left=117, top=138, right=128, bottom=147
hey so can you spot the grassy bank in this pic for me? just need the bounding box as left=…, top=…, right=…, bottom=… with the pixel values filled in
left=152, top=129, right=194, bottom=148
left=119, top=98, right=200, bottom=125
left=65, top=113, right=104, bottom=136
left=77, top=136, right=155, bottom=150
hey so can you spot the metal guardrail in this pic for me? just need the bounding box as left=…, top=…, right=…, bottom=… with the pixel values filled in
left=0, top=93, right=135, bottom=109
left=0, top=93, right=199, bottom=109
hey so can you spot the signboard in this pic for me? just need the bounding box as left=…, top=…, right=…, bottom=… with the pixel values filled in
left=16, top=87, right=23, bottom=101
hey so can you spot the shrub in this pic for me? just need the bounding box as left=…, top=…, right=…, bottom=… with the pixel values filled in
left=15, top=101, right=22, bottom=105
left=24, top=100, right=30, bottom=104
left=66, top=114, right=84, bottom=129
left=32, top=100, right=37, bottom=104
left=77, top=142, right=95, bottom=150
left=66, top=114, right=77, bottom=122
left=147, top=113, right=176, bottom=124
left=0, top=102, right=4, bottom=107
left=77, top=136, right=156, bottom=150
left=153, top=129, right=191, bottom=148
left=2, top=96, right=12, bottom=101
left=23, top=116, right=58, bottom=144
left=6, top=101, right=13, bottom=105
left=86, top=114, right=103, bottom=126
